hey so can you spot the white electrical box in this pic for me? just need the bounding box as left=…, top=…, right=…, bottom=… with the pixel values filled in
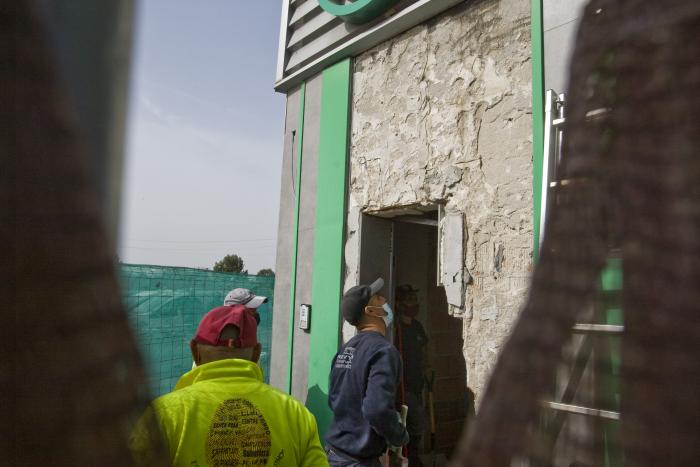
left=299, top=304, right=311, bottom=330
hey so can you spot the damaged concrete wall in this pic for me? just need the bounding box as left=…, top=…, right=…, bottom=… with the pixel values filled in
left=346, top=0, right=533, bottom=403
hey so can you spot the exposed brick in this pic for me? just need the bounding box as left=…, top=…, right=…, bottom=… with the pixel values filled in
left=433, top=376, right=470, bottom=403
left=432, top=334, right=464, bottom=356
left=435, top=419, right=466, bottom=451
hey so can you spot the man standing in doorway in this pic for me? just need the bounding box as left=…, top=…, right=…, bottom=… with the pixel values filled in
left=326, top=278, right=409, bottom=466
left=395, top=284, right=429, bottom=467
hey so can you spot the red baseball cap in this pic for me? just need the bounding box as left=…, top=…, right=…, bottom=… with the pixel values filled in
left=193, top=305, right=258, bottom=348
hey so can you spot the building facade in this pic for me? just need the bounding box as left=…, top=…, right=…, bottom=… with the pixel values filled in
left=270, top=0, right=587, bottom=458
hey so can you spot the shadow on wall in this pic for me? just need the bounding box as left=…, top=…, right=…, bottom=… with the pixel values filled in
left=306, top=384, right=332, bottom=437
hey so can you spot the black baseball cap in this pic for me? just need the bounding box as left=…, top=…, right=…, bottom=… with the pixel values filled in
left=341, top=278, right=384, bottom=325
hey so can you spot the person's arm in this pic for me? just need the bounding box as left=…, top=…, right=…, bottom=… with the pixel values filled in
left=419, top=320, right=430, bottom=381
left=361, top=347, right=409, bottom=447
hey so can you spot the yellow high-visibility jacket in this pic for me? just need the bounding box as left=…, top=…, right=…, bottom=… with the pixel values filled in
left=131, top=358, right=328, bottom=467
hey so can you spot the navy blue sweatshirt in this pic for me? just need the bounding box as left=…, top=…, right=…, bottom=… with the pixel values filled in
left=326, top=331, right=409, bottom=459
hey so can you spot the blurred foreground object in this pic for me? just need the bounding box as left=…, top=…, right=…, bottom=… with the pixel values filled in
left=35, top=0, right=134, bottom=242
left=1, top=1, right=166, bottom=464
left=452, top=0, right=700, bottom=465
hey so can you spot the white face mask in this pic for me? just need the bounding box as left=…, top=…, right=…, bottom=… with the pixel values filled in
left=381, top=303, right=394, bottom=327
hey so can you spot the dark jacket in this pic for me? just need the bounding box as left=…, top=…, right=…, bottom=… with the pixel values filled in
left=325, top=331, right=409, bottom=459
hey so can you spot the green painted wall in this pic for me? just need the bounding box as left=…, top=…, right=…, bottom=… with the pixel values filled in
left=600, top=258, right=623, bottom=467
left=531, top=0, right=545, bottom=260
left=305, top=59, right=352, bottom=436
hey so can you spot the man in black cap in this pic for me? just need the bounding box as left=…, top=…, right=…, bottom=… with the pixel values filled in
left=394, top=284, right=429, bottom=467
left=325, top=278, right=409, bottom=466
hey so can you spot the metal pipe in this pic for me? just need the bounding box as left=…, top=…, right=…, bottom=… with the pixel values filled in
left=572, top=324, right=624, bottom=335
left=542, top=401, right=621, bottom=421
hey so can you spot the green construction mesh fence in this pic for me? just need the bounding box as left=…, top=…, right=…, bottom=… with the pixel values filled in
left=119, top=263, right=274, bottom=397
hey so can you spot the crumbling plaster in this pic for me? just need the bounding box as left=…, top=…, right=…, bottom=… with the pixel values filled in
left=346, top=0, right=533, bottom=403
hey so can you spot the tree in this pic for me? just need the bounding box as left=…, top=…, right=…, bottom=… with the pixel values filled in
left=256, top=268, right=275, bottom=277
left=213, top=254, right=245, bottom=273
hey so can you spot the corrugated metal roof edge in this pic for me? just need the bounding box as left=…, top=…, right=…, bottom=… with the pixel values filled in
left=274, top=0, right=464, bottom=93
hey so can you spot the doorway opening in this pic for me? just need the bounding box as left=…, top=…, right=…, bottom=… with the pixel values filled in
left=358, top=208, right=474, bottom=465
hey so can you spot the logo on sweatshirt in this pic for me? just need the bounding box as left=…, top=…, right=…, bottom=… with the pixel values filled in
left=207, top=399, right=272, bottom=465
left=335, top=346, right=355, bottom=369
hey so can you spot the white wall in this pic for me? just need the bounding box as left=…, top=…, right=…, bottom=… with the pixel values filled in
left=543, top=0, right=588, bottom=93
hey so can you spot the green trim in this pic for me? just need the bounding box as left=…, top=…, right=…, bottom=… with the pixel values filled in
left=600, top=258, right=624, bottom=467
left=287, top=82, right=306, bottom=394
left=305, top=59, right=352, bottom=436
left=317, top=0, right=400, bottom=24
left=601, top=258, right=622, bottom=292
left=531, top=0, right=545, bottom=261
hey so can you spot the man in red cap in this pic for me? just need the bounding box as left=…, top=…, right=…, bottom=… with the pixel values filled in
left=131, top=304, right=327, bottom=466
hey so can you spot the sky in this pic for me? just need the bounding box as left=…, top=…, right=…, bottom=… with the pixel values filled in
left=119, top=1, right=285, bottom=274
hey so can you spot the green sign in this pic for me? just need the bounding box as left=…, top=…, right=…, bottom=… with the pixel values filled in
left=317, top=0, right=401, bottom=24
